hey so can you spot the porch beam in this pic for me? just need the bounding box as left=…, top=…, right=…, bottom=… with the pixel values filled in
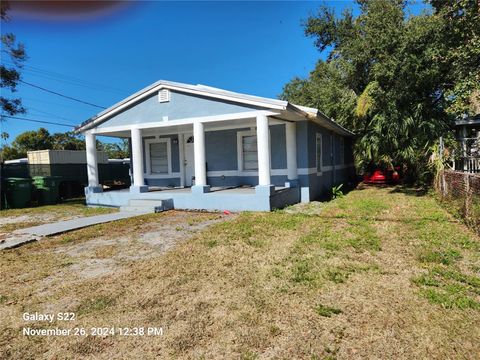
left=256, top=114, right=271, bottom=186
left=130, top=127, right=147, bottom=192
left=285, top=121, right=298, bottom=184
left=90, top=110, right=281, bottom=135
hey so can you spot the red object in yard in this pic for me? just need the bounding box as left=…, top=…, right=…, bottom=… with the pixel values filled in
left=223, top=210, right=231, bottom=215
left=363, top=168, right=401, bottom=184
left=391, top=171, right=400, bottom=182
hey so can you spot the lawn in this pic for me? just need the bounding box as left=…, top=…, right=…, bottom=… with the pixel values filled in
left=0, top=186, right=479, bottom=359
left=0, top=199, right=118, bottom=233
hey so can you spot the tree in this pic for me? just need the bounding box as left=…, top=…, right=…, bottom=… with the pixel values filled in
left=281, top=0, right=478, bottom=184
left=428, top=0, right=480, bottom=116
left=280, top=60, right=357, bottom=129
left=99, top=139, right=129, bottom=159
left=1, top=0, right=27, bottom=118
left=0, top=129, right=86, bottom=160
left=10, top=128, right=53, bottom=158
left=0, top=127, right=130, bottom=161
left=51, top=131, right=85, bottom=150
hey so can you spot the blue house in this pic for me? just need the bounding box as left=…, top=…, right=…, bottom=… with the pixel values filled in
left=76, top=80, right=355, bottom=211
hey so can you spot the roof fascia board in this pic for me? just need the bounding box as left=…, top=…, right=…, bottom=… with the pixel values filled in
left=289, top=103, right=354, bottom=137
left=313, top=113, right=354, bottom=137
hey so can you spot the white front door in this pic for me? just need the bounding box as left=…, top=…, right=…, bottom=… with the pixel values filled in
left=184, top=133, right=195, bottom=186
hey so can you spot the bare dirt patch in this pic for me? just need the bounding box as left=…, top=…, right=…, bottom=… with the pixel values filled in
left=50, top=211, right=229, bottom=280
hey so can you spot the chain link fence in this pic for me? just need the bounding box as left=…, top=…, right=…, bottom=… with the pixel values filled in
left=436, top=170, right=480, bottom=235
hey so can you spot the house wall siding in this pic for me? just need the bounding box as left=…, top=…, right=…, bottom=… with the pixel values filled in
left=97, top=91, right=261, bottom=129
left=133, top=120, right=354, bottom=199
left=302, top=121, right=355, bottom=201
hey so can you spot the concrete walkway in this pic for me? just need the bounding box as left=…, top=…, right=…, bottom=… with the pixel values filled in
left=0, top=210, right=150, bottom=250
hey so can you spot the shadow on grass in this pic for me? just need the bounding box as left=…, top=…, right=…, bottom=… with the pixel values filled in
left=356, top=183, right=427, bottom=197
left=388, top=185, right=427, bottom=197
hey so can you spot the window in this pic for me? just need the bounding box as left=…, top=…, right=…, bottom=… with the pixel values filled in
left=150, top=142, right=168, bottom=174
left=145, top=138, right=171, bottom=175
left=237, top=130, right=259, bottom=172
left=316, top=133, right=322, bottom=173
left=242, top=134, right=258, bottom=170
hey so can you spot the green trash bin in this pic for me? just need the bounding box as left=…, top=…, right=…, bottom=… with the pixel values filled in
left=1, top=177, right=7, bottom=210
left=3, top=177, right=33, bottom=209
left=33, top=176, right=61, bottom=205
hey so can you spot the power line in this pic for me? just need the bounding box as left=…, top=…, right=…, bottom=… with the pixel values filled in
left=22, top=96, right=93, bottom=109
left=1, top=115, right=75, bottom=128
left=28, top=106, right=74, bottom=122
left=3, top=60, right=128, bottom=95
left=19, top=80, right=107, bottom=109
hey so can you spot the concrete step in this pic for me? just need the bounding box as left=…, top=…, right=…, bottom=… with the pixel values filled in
left=120, top=198, right=174, bottom=213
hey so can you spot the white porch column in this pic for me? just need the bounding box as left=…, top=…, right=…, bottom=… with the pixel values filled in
left=285, top=121, right=298, bottom=186
left=192, top=121, right=209, bottom=193
left=130, top=127, right=147, bottom=192
left=256, top=114, right=271, bottom=187
left=178, top=133, right=185, bottom=188
left=85, top=131, right=101, bottom=193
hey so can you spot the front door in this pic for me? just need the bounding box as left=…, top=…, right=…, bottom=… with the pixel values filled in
left=184, top=133, right=195, bottom=186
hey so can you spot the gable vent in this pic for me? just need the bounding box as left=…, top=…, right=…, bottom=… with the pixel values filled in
left=158, top=89, right=170, bottom=103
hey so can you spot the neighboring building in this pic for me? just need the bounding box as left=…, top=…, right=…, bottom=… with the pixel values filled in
left=1, top=150, right=131, bottom=199
left=454, top=114, right=480, bottom=173
left=75, top=80, right=355, bottom=211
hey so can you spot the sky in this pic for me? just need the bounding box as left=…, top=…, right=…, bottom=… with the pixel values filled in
left=1, top=1, right=428, bottom=146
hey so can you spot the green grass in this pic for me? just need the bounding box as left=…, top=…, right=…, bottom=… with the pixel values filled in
left=315, top=304, right=342, bottom=317
left=76, top=295, right=117, bottom=316
left=405, top=193, right=480, bottom=309
left=417, top=249, right=462, bottom=265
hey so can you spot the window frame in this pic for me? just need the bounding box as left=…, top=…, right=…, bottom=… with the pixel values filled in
left=144, top=137, right=172, bottom=177
left=237, top=130, right=258, bottom=173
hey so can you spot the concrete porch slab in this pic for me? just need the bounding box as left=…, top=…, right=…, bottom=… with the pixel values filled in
left=86, top=186, right=296, bottom=212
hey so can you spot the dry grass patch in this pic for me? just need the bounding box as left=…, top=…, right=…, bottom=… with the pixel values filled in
left=1, top=187, right=479, bottom=359
left=0, top=200, right=118, bottom=238
left=0, top=199, right=117, bottom=219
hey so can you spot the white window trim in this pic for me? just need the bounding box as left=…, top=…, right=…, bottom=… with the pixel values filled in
left=237, top=129, right=271, bottom=176
left=316, top=132, right=323, bottom=176
left=144, top=137, right=172, bottom=178
left=237, top=130, right=257, bottom=174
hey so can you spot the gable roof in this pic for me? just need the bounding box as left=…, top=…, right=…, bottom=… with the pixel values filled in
left=75, top=80, right=353, bottom=136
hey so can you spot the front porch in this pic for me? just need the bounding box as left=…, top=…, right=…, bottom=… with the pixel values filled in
left=83, top=110, right=302, bottom=211
left=87, top=185, right=300, bottom=212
